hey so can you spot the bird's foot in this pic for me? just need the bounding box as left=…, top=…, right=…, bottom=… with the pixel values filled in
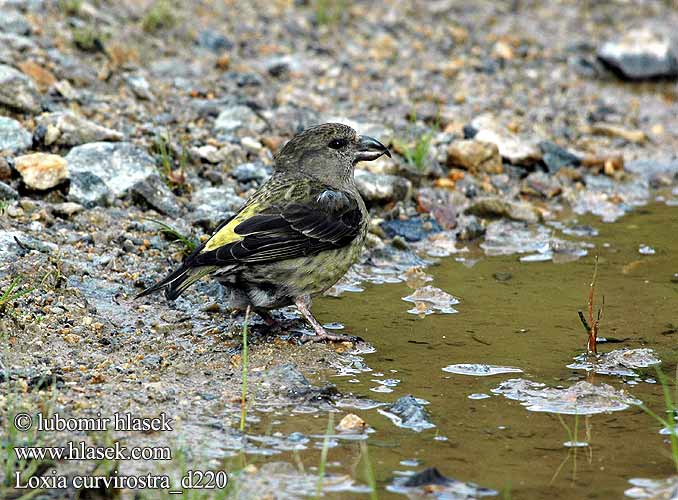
left=298, top=328, right=363, bottom=344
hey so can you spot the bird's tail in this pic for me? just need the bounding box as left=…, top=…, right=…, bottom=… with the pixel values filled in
left=135, top=265, right=218, bottom=300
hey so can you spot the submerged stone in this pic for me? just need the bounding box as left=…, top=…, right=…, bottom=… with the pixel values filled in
left=378, top=395, right=435, bottom=432
left=388, top=467, right=497, bottom=497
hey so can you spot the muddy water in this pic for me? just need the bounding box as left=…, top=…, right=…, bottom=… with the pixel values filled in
left=227, top=202, right=678, bottom=499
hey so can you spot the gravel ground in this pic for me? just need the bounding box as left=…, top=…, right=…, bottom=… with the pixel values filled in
left=1, top=0, right=678, bottom=497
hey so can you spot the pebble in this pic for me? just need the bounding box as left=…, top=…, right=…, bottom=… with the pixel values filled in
left=538, top=141, right=581, bottom=173
left=0, top=64, right=42, bottom=114
left=214, top=105, right=266, bottom=135
left=380, top=218, right=442, bottom=242
left=126, top=75, right=154, bottom=100
left=467, top=197, right=541, bottom=224
left=591, top=123, right=646, bottom=144
left=0, top=9, right=31, bottom=35
left=469, top=114, right=542, bottom=166
left=336, top=413, right=367, bottom=433
left=15, top=153, right=69, bottom=190
left=446, top=139, right=503, bottom=174
left=0, top=180, right=18, bottom=200
left=354, top=170, right=412, bottom=203
left=35, top=111, right=123, bottom=146
left=230, top=162, right=271, bottom=183
left=521, top=171, right=563, bottom=199
left=597, top=28, right=678, bottom=80
left=0, top=116, right=32, bottom=153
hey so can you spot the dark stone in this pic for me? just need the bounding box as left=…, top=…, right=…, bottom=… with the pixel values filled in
left=463, top=124, right=478, bottom=139
left=381, top=218, right=442, bottom=242
left=493, top=272, right=512, bottom=282
left=196, top=30, right=233, bottom=52
left=403, top=468, right=453, bottom=488
left=0, top=180, right=18, bottom=200
left=538, top=141, right=581, bottom=173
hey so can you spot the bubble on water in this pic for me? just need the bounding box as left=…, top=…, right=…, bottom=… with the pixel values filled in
left=564, top=441, right=589, bottom=448
left=481, top=220, right=551, bottom=256
left=569, top=174, right=649, bottom=223
left=638, top=244, right=656, bottom=255
left=370, top=385, right=394, bottom=393
left=659, top=426, right=678, bottom=436
left=335, top=397, right=386, bottom=411
left=443, top=364, right=523, bottom=376
left=491, top=378, right=641, bottom=415
left=323, top=322, right=345, bottom=330
left=400, top=459, right=421, bottom=467
left=625, top=476, right=678, bottom=498
left=468, top=393, right=491, bottom=400
left=402, top=285, right=460, bottom=315
left=567, top=348, right=661, bottom=377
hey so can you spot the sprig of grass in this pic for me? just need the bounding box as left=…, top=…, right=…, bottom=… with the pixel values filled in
left=143, top=218, right=198, bottom=255
left=313, top=0, right=348, bottom=26
left=240, top=306, right=251, bottom=433
left=399, top=133, right=432, bottom=172
left=0, top=275, right=35, bottom=311
left=315, top=412, right=334, bottom=499
left=636, top=366, right=678, bottom=472
left=578, top=255, right=604, bottom=354
left=360, top=440, right=378, bottom=500
left=142, top=0, right=176, bottom=33
left=152, top=130, right=188, bottom=188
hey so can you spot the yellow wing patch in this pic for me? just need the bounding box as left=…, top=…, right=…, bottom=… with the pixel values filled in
left=202, top=202, right=260, bottom=252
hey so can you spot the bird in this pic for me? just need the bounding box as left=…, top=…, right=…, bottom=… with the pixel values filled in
left=137, top=123, right=391, bottom=342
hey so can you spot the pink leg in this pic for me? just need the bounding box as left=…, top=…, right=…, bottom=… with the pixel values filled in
left=294, top=295, right=361, bottom=343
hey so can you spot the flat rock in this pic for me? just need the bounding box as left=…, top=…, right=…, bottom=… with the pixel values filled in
left=446, top=139, right=503, bottom=174
left=15, top=153, right=68, bottom=190
left=470, top=114, right=542, bottom=166
left=467, top=196, right=541, bottom=223
left=378, top=395, right=435, bottom=432
left=0, top=9, right=31, bottom=35
left=521, top=171, right=564, bottom=199
left=539, top=140, right=581, bottom=173
left=598, top=28, right=678, bottom=80
left=189, top=185, right=242, bottom=227
left=0, top=116, right=32, bottom=153
left=214, top=105, right=266, bottom=135
left=65, top=142, right=177, bottom=214
left=35, top=111, right=123, bottom=147
left=354, top=170, right=411, bottom=203
left=0, top=64, right=42, bottom=114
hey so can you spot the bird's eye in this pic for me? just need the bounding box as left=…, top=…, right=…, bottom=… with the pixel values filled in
left=328, top=138, right=349, bottom=149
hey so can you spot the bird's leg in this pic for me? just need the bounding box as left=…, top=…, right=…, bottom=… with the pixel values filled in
left=294, top=295, right=361, bottom=343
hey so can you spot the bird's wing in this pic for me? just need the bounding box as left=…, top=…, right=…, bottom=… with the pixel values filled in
left=188, top=184, right=363, bottom=267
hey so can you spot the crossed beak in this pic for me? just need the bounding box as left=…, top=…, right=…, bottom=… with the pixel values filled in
left=354, top=135, right=391, bottom=163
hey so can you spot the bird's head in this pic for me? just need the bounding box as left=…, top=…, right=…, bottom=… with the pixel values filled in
left=274, top=123, right=391, bottom=184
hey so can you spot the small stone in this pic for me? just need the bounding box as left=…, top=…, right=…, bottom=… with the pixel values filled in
left=240, top=136, right=263, bottom=153
left=50, top=202, right=84, bottom=217
left=0, top=156, right=11, bottom=180
left=17, top=60, right=56, bottom=91
left=63, top=334, right=82, bottom=344
left=336, top=413, right=367, bottom=433
left=446, top=140, right=503, bottom=174
left=597, top=28, right=678, bottom=80
left=0, top=9, right=31, bottom=35
left=538, top=141, right=581, bottom=173
left=354, top=170, right=411, bottom=203
left=15, top=153, right=69, bottom=190
left=196, top=30, right=232, bottom=52
left=126, top=75, right=154, bottom=100
left=467, top=197, right=541, bottom=224
left=470, top=114, right=542, bottom=166
left=0, top=64, right=42, bottom=114
left=671, top=273, right=678, bottom=284
left=0, top=116, right=32, bottom=153
left=35, top=111, right=123, bottom=146
left=381, top=218, right=442, bottom=242
left=521, top=171, right=563, bottom=199
left=591, top=123, right=646, bottom=143
left=0, top=181, right=18, bottom=200
left=214, top=105, right=266, bottom=135
left=230, top=162, right=271, bottom=183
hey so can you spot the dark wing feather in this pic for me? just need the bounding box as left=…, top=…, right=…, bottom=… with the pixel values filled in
left=192, top=189, right=363, bottom=267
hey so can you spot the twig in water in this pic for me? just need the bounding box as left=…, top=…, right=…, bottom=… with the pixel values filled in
left=578, top=256, right=604, bottom=354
